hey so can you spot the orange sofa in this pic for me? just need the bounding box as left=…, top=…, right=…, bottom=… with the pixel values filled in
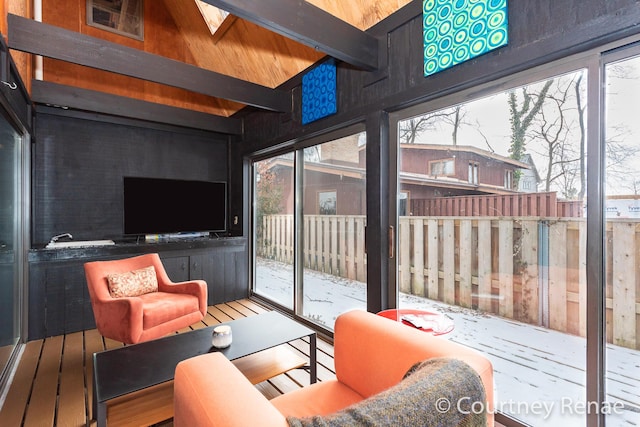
left=174, top=310, right=494, bottom=426
left=84, top=253, right=208, bottom=344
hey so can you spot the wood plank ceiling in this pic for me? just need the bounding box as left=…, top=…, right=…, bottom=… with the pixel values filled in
left=7, top=0, right=413, bottom=134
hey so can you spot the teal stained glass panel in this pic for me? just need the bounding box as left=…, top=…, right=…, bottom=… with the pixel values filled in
left=423, top=0, right=508, bottom=77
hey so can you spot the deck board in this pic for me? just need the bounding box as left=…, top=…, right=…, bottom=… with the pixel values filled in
left=0, top=340, right=43, bottom=426
left=57, top=331, right=86, bottom=426
left=23, top=335, right=63, bottom=426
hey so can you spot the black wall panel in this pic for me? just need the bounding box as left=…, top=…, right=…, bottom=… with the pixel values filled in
left=32, top=113, right=228, bottom=245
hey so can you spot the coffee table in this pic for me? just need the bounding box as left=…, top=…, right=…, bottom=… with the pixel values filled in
left=92, top=311, right=317, bottom=426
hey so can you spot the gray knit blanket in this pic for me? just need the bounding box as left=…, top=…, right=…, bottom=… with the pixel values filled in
left=287, top=358, right=487, bottom=427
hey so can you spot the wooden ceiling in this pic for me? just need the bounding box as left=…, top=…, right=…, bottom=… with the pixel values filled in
left=6, top=0, right=413, bottom=134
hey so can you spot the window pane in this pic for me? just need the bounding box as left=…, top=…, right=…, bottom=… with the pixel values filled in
left=397, top=70, right=588, bottom=425
left=253, top=156, right=294, bottom=309
left=604, top=54, right=640, bottom=426
left=302, top=133, right=366, bottom=329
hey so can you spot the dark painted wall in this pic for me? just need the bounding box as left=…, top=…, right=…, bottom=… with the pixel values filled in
left=33, top=112, right=229, bottom=246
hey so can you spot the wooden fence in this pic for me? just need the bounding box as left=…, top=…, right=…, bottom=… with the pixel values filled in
left=410, top=192, right=584, bottom=217
left=258, top=215, right=639, bottom=350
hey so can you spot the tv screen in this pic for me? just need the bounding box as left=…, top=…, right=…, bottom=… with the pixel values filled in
left=123, top=177, right=227, bottom=235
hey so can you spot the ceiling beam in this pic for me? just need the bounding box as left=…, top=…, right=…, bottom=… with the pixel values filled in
left=7, top=14, right=290, bottom=113
left=31, top=80, right=243, bottom=135
left=200, top=0, right=380, bottom=71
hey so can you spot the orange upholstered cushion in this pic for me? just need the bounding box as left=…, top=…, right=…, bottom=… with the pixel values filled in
left=271, top=380, right=364, bottom=418
left=107, top=265, right=158, bottom=298
left=140, top=292, right=200, bottom=329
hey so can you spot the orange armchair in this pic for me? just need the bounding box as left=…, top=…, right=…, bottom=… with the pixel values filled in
left=84, top=253, right=207, bottom=344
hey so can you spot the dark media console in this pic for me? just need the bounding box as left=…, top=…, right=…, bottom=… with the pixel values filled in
left=27, top=237, right=248, bottom=340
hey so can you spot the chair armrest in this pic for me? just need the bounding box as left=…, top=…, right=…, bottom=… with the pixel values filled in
left=159, top=279, right=208, bottom=316
left=174, top=352, right=288, bottom=427
left=91, top=297, right=144, bottom=343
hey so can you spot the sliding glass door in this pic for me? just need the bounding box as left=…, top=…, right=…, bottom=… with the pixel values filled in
left=0, top=112, right=26, bottom=384
left=301, top=135, right=367, bottom=326
left=395, top=68, right=589, bottom=425
left=252, top=130, right=367, bottom=330
left=391, top=41, right=640, bottom=426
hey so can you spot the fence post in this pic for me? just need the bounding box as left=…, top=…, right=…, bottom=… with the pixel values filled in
left=413, top=218, right=425, bottom=297
left=443, top=219, right=455, bottom=305
left=520, top=220, right=539, bottom=324
left=399, top=217, right=411, bottom=293
left=498, top=220, right=514, bottom=318
left=538, top=221, right=550, bottom=328
left=459, top=219, right=473, bottom=308
left=578, top=220, right=587, bottom=337
left=347, top=216, right=356, bottom=280
left=339, top=217, right=346, bottom=278
left=548, top=221, right=567, bottom=332
left=355, top=217, right=366, bottom=282
left=612, top=222, right=637, bottom=348
left=427, top=219, right=439, bottom=299
left=331, top=216, right=338, bottom=275
left=477, top=219, right=492, bottom=311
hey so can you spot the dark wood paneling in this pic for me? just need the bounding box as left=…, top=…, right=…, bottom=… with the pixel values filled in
left=32, top=112, right=228, bottom=246
left=31, top=80, right=242, bottom=135
left=161, top=255, right=190, bottom=282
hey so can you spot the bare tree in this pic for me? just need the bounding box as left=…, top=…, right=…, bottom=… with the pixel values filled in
left=529, top=76, right=582, bottom=198
left=574, top=74, right=587, bottom=200
left=398, top=106, right=468, bottom=145
left=508, top=80, right=553, bottom=186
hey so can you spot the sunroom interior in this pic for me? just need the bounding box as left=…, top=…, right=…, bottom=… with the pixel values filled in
left=0, top=1, right=639, bottom=426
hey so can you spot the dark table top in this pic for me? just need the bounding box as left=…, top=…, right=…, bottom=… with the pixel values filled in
left=93, top=311, right=315, bottom=402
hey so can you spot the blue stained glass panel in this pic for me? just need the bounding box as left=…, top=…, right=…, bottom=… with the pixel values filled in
left=302, top=60, right=337, bottom=125
left=423, top=0, right=508, bottom=77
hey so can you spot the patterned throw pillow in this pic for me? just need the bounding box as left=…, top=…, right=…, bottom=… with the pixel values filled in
left=107, top=265, right=158, bottom=298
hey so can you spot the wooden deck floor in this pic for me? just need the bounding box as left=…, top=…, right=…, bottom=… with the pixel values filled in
left=0, top=299, right=337, bottom=427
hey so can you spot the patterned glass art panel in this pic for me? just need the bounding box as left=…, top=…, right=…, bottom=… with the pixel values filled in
left=302, top=60, right=337, bottom=125
left=423, top=0, right=508, bottom=77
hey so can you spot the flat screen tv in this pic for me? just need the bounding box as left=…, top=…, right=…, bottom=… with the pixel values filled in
left=123, top=177, right=227, bottom=235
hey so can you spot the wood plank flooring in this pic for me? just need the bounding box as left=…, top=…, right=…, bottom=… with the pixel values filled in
left=0, top=299, right=336, bottom=427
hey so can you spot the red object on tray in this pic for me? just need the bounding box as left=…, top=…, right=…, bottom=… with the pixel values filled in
left=377, top=309, right=454, bottom=336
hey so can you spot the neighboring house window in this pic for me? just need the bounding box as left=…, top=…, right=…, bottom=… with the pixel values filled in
left=430, top=159, right=455, bottom=176
left=398, top=191, right=409, bottom=216
left=504, top=170, right=514, bottom=189
left=468, top=162, right=479, bottom=184
left=318, top=190, right=337, bottom=215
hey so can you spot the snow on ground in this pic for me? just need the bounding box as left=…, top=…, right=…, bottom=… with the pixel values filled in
left=255, top=258, right=640, bottom=426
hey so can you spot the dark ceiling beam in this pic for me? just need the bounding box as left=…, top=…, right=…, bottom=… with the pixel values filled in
left=31, top=80, right=243, bottom=135
left=200, top=0, right=380, bottom=71
left=7, top=14, right=290, bottom=113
